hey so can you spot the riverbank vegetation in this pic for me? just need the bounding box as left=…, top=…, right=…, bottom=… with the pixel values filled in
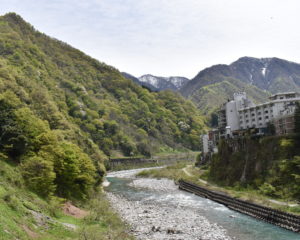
left=0, top=157, right=133, bottom=240
left=209, top=135, right=300, bottom=202
left=137, top=161, right=200, bottom=182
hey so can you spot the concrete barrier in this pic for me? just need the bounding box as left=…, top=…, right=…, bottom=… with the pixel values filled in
left=178, top=180, right=300, bottom=233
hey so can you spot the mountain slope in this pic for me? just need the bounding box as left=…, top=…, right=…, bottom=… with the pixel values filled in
left=0, top=12, right=206, bottom=199
left=139, top=74, right=189, bottom=91
left=230, top=57, right=300, bottom=93
left=180, top=57, right=300, bottom=116
left=121, top=72, right=158, bottom=91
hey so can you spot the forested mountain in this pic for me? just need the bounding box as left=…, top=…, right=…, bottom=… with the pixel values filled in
left=180, top=57, right=300, bottom=115
left=0, top=13, right=206, bottom=199
left=138, top=74, right=189, bottom=91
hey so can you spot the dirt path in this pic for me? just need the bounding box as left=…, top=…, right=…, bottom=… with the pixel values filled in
left=182, top=165, right=193, bottom=177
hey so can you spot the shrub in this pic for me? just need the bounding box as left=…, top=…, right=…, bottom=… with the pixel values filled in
left=259, top=183, right=276, bottom=197
left=21, top=155, right=56, bottom=197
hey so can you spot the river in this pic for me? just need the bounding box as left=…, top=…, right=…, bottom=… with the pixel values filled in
left=105, top=168, right=300, bottom=240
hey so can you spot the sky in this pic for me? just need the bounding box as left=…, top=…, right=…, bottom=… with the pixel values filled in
left=1, top=0, right=300, bottom=78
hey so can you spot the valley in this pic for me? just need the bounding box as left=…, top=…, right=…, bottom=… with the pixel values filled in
left=0, top=10, right=299, bottom=240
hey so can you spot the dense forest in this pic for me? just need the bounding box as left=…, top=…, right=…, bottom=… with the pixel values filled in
left=0, top=13, right=206, bottom=199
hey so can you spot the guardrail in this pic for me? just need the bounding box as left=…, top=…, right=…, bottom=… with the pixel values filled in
left=178, top=180, right=300, bottom=233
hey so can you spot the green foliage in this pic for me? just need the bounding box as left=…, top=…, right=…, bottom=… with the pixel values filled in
left=271, top=156, right=300, bottom=199
left=0, top=13, right=207, bottom=202
left=0, top=13, right=207, bottom=160
left=0, top=156, right=132, bottom=240
left=187, top=78, right=269, bottom=116
left=52, top=142, right=96, bottom=199
left=258, top=183, right=277, bottom=197
left=21, top=155, right=56, bottom=197
left=136, top=161, right=199, bottom=182
left=209, top=136, right=300, bottom=201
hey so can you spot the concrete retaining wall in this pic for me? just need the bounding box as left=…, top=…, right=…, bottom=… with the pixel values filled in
left=178, top=180, right=300, bottom=233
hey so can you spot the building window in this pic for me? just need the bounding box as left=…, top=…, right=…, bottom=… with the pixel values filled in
left=251, top=113, right=255, bottom=117
left=265, top=110, right=268, bottom=114
left=252, top=119, right=255, bottom=122
left=258, top=117, right=262, bottom=120
left=246, top=120, right=249, bottom=123
left=265, top=116, right=269, bottom=119
left=258, top=112, right=261, bottom=115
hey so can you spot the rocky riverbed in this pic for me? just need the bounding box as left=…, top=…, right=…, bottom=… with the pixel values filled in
left=106, top=174, right=233, bottom=240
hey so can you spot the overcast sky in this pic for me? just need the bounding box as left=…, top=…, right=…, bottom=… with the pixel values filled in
left=1, top=0, right=300, bottom=78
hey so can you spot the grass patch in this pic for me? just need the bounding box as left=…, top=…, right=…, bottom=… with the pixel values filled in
left=0, top=158, right=134, bottom=240
left=136, top=161, right=200, bottom=182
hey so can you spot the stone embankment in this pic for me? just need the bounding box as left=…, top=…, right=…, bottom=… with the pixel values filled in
left=179, top=180, right=300, bottom=233
left=106, top=177, right=232, bottom=240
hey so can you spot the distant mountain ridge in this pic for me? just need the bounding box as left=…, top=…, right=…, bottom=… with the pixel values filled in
left=122, top=73, right=189, bottom=92
left=121, top=72, right=158, bottom=91
left=180, top=57, right=300, bottom=116
left=138, top=74, right=189, bottom=91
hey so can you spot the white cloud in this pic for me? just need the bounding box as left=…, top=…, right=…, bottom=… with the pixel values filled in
left=1, top=0, right=300, bottom=78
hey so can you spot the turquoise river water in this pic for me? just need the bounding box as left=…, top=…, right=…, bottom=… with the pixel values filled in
left=106, top=172, right=299, bottom=240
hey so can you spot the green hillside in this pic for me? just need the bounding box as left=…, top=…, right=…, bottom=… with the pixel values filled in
left=180, top=56, right=300, bottom=123
left=0, top=12, right=206, bottom=165
left=0, top=12, right=206, bottom=238
left=188, top=77, right=269, bottom=116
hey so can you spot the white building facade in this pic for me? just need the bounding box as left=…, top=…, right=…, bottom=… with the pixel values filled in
left=219, top=92, right=300, bottom=136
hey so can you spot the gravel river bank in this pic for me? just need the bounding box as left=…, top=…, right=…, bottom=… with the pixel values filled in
left=106, top=169, right=232, bottom=240
left=105, top=168, right=300, bottom=240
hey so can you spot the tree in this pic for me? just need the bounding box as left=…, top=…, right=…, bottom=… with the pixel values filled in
left=21, top=155, right=56, bottom=197
left=52, top=142, right=96, bottom=199
left=0, top=93, right=27, bottom=158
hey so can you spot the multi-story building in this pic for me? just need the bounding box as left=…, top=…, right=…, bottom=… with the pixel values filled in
left=218, top=92, right=300, bottom=137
